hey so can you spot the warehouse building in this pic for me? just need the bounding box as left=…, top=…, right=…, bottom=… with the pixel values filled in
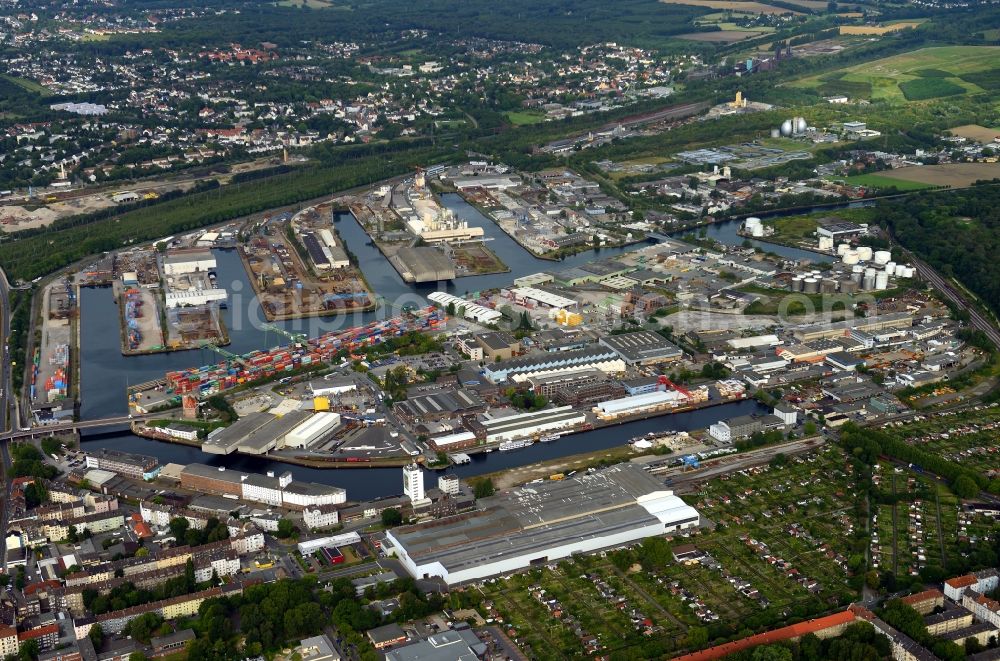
left=509, top=287, right=579, bottom=311
left=482, top=346, right=624, bottom=384
left=481, top=406, right=586, bottom=443
left=201, top=410, right=311, bottom=455
left=162, top=249, right=216, bottom=276
left=427, top=292, right=502, bottom=324
left=600, top=331, right=683, bottom=365
left=793, top=312, right=913, bottom=342
left=85, top=449, right=160, bottom=481
left=178, top=464, right=346, bottom=508
left=708, top=414, right=785, bottom=443
left=283, top=412, right=342, bottom=449
left=386, top=464, right=700, bottom=585
left=593, top=390, right=688, bottom=420
left=394, top=390, right=484, bottom=421
left=164, top=289, right=228, bottom=308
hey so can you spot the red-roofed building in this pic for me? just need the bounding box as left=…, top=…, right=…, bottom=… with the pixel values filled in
left=23, top=580, right=61, bottom=597
left=902, top=589, right=945, bottom=615
left=671, top=610, right=858, bottom=661
left=945, top=575, right=979, bottom=601
left=19, top=624, right=59, bottom=651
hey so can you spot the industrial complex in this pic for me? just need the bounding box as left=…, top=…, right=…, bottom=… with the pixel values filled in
left=386, top=464, right=700, bottom=585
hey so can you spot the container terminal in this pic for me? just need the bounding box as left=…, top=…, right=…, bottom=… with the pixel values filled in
left=127, top=306, right=444, bottom=411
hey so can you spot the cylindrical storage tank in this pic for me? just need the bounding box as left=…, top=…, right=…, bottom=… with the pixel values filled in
left=771, top=128, right=781, bottom=139
left=821, top=279, right=838, bottom=293
left=752, top=224, right=764, bottom=237
left=885, top=261, right=896, bottom=275
left=863, top=274, right=876, bottom=290
left=781, top=119, right=793, bottom=136
left=803, top=277, right=819, bottom=293
left=874, top=250, right=891, bottom=265
left=851, top=266, right=864, bottom=284
left=745, top=217, right=761, bottom=230
left=865, top=267, right=877, bottom=278
left=840, top=279, right=859, bottom=294
left=875, top=272, right=889, bottom=290
left=818, top=236, right=834, bottom=251
left=857, top=246, right=873, bottom=261
left=895, top=263, right=907, bottom=277
left=791, top=276, right=804, bottom=292
left=904, top=266, right=915, bottom=278
left=842, top=250, right=860, bottom=265
left=795, top=117, right=807, bottom=134
left=837, top=243, right=850, bottom=256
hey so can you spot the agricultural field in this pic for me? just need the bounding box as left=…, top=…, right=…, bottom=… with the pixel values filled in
left=790, top=46, right=1000, bottom=103
left=660, top=0, right=802, bottom=14
left=838, top=172, right=937, bottom=191
left=677, top=30, right=768, bottom=42
left=839, top=21, right=923, bottom=35
left=869, top=162, right=1000, bottom=188
left=1, top=74, right=50, bottom=95
left=948, top=123, right=1000, bottom=142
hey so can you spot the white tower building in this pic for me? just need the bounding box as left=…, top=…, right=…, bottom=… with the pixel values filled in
left=403, top=463, right=426, bottom=504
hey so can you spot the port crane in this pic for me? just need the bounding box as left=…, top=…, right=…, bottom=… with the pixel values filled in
left=198, top=341, right=248, bottom=367
left=261, top=323, right=308, bottom=346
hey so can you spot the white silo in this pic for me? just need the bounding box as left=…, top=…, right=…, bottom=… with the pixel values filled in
left=771, top=128, right=781, bottom=139
left=857, top=246, right=873, bottom=261
left=851, top=265, right=864, bottom=283
left=818, top=236, right=834, bottom=251
left=874, top=250, right=891, bottom=265
left=837, top=243, right=850, bottom=256
left=884, top=262, right=895, bottom=274
left=791, top=276, right=804, bottom=292
left=794, top=117, right=807, bottom=134
left=895, top=263, right=908, bottom=277
left=865, top=267, right=877, bottom=279
left=904, top=266, right=915, bottom=278
left=780, top=119, right=793, bottom=136
left=842, top=250, right=860, bottom=265
left=863, top=274, right=876, bottom=290
left=752, top=224, right=764, bottom=237
left=875, top=272, right=889, bottom=290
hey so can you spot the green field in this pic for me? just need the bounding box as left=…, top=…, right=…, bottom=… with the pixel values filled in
left=505, top=110, right=547, bottom=126
left=840, top=173, right=937, bottom=190
left=2, top=74, right=50, bottom=95
left=791, top=46, right=1000, bottom=103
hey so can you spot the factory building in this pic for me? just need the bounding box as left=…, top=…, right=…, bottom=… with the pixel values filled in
left=483, top=347, right=624, bottom=384
left=308, top=378, right=357, bottom=397
left=508, top=287, right=579, bottom=311
left=815, top=219, right=864, bottom=240
left=162, top=249, right=216, bottom=276
left=386, top=464, right=700, bottom=585
left=481, top=406, right=586, bottom=443
left=283, top=412, right=342, bottom=449
left=599, top=331, right=683, bottom=365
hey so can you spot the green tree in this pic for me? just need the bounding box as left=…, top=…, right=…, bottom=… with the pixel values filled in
left=473, top=478, right=495, bottom=499
left=88, top=625, right=104, bottom=651
left=381, top=508, right=403, bottom=528
left=276, top=519, right=296, bottom=539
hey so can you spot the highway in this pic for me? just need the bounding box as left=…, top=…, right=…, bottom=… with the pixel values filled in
left=0, top=413, right=158, bottom=441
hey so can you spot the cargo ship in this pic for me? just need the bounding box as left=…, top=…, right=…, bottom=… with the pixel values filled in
left=499, top=439, right=533, bottom=452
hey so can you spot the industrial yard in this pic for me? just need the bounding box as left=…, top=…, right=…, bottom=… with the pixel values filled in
left=240, top=203, right=375, bottom=320
left=113, top=246, right=228, bottom=355
left=348, top=170, right=508, bottom=283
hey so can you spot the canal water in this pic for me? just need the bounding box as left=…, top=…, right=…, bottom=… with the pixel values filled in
left=78, top=193, right=769, bottom=500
